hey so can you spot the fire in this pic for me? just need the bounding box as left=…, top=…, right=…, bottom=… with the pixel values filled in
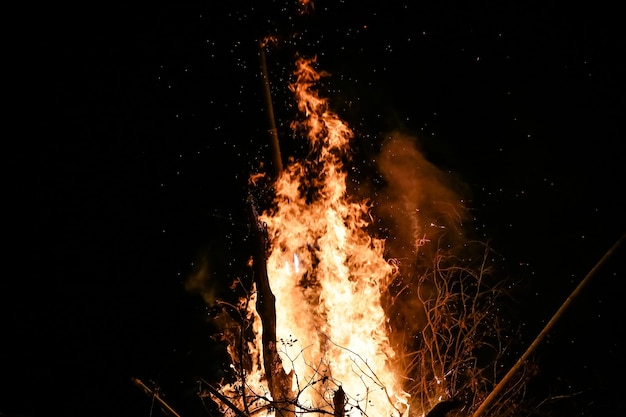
left=189, top=8, right=533, bottom=417
left=229, top=56, right=408, bottom=416
left=259, top=57, right=409, bottom=416
left=199, top=45, right=521, bottom=417
left=204, top=49, right=505, bottom=417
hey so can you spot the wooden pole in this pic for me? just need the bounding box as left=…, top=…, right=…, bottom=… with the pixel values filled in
left=259, top=41, right=283, bottom=175
left=472, top=232, right=625, bottom=417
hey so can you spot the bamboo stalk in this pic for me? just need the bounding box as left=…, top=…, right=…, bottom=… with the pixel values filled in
left=472, top=232, right=625, bottom=417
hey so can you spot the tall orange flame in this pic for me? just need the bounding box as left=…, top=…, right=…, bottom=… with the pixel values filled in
left=255, top=56, right=409, bottom=416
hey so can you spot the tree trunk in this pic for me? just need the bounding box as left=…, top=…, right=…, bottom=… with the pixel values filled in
left=249, top=199, right=295, bottom=416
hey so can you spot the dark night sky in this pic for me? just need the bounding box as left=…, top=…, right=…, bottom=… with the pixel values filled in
left=4, top=1, right=625, bottom=416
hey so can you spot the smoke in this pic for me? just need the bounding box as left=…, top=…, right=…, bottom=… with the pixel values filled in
left=375, top=131, right=469, bottom=264
left=184, top=250, right=218, bottom=307
left=371, top=131, right=471, bottom=350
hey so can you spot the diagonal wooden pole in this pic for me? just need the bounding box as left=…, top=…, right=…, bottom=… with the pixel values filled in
left=472, top=232, right=625, bottom=417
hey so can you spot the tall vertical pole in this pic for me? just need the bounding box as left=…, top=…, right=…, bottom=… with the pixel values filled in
left=259, top=40, right=283, bottom=175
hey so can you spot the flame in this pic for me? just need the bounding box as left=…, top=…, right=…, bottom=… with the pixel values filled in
left=251, top=56, right=409, bottom=416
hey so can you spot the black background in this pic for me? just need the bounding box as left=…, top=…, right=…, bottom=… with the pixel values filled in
left=4, top=1, right=625, bottom=416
